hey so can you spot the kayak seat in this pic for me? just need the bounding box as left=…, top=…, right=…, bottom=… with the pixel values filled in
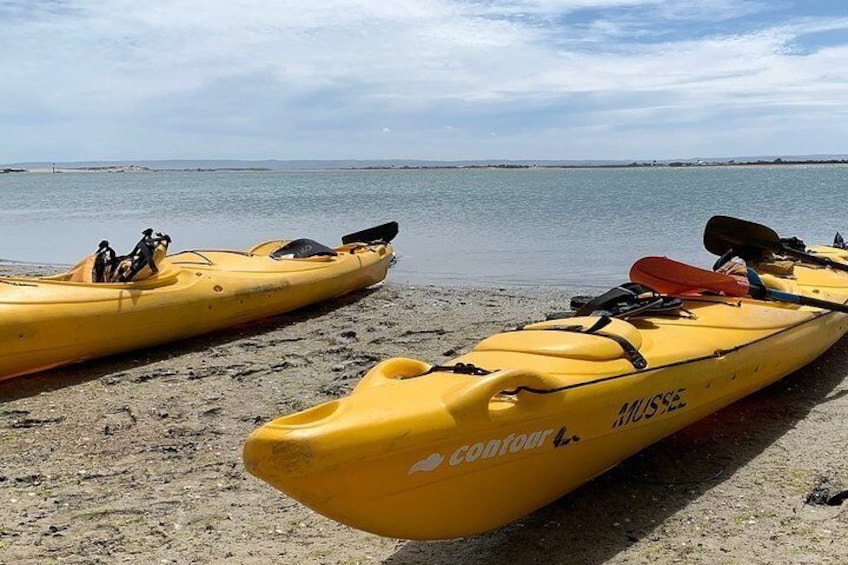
left=270, top=239, right=338, bottom=259
left=56, top=255, right=97, bottom=283
left=474, top=317, right=645, bottom=366
left=51, top=243, right=170, bottom=284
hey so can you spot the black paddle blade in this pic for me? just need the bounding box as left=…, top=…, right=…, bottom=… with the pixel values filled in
left=341, top=221, right=399, bottom=245
left=705, top=216, right=848, bottom=273
left=703, top=215, right=782, bottom=257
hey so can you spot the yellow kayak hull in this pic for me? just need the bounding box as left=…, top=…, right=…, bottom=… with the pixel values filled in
left=0, top=240, right=393, bottom=381
left=244, top=261, right=848, bottom=539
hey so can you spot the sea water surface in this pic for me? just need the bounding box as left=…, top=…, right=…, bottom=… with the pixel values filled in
left=1, top=165, right=846, bottom=291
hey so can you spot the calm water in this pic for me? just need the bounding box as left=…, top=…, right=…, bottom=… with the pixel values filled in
left=1, top=166, right=846, bottom=290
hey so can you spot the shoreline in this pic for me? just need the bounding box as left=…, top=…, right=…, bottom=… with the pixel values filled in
left=4, top=160, right=848, bottom=175
left=1, top=282, right=846, bottom=564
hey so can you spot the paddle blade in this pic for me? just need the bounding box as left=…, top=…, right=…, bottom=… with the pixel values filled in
left=705, top=216, right=848, bottom=273
left=703, top=215, right=781, bottom=257
left=342, top=221, right=399, bottom=244
left=630, top=256, right=750, bottom=297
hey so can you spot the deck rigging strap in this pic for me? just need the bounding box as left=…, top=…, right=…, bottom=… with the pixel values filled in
left=424, top=362, right=494, bottom=376
left=426, top=316, right=647, bottom=380
left=530, top=316, right=648, bottom=370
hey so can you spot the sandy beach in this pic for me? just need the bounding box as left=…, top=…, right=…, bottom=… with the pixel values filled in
left=1, top=266, right=847, bottom=564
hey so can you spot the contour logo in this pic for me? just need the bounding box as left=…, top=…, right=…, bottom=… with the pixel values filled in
left=407, top=428, right=555, bottom=474
left=408, top=453, right=444, bottom=474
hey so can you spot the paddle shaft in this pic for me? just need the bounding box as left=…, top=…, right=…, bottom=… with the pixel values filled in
left=776, top=246, right=848, bottom=274
left=756, top=285, right=848, bottom=314
left=744, top=268, right=848, bottom=313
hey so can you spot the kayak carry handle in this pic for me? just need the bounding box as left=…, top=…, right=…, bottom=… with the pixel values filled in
left=354, top=357, right=431, bottom=391
left=443, top=368, right=558, bottom=421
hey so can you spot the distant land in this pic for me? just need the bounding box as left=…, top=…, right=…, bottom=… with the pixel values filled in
left=3, top=155, right=848, bottom=173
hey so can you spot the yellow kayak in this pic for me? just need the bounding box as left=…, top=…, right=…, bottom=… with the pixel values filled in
left=243, top=249, right=848, bottom=539
left=0, top=223, right=396, bottom=381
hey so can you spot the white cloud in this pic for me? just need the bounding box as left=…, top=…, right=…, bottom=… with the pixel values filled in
left=1, top=1, right=847, bottom=160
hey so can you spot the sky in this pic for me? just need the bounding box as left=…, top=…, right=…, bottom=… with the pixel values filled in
left=2, top=0, right=848, bottom=162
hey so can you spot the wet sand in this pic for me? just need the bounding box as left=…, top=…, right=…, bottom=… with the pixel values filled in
left=1, top=268, right=846, bottom=564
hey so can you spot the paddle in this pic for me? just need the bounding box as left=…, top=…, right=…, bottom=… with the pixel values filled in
left=341, top=221, right=399, bottom=245
left=629, top=256, right=748, bottom=297
left=704, top=215, right=848, bottom=273
left=630, top=256, right=848, bottom=314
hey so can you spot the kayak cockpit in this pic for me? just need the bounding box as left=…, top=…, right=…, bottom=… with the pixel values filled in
left=43, top=230, right=175, bottom=286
